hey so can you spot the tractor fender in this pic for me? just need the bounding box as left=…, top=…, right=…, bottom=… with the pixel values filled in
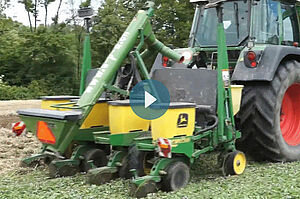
left=232, top=45, right=300, bottom=82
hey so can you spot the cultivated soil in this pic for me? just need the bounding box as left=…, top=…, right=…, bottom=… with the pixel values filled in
left=0, top=100, right=42, bottom=174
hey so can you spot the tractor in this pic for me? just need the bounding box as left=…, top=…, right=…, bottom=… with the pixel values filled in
left=186, top=0, right=300, bottom=162
left=14, top=0, right=300, bottom=196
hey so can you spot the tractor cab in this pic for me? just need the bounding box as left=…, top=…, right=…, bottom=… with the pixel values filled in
left=189, top=0, right=300, bottom=68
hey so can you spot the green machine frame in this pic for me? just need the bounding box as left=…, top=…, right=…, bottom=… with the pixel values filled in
left=85, top=2, right=246, bottom=197
left=127, top=3, right=245, bottom=197
left=18, top=1, right=183, bottom=176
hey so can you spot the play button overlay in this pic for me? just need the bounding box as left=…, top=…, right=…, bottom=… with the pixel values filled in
left=144, top=91, right=157, bottom=108
left=130, top=79, right=170, bottom=120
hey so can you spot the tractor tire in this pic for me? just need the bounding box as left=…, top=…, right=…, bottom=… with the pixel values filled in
left=81, top=148, right=108, bottom=172
left=128, top=146, right=154, bottom=177
left=161, top=161, right=190, bottom=192
left=237, top=60, right=300, bottom=161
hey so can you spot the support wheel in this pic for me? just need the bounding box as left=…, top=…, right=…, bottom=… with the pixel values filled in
left=223, top=151, right=246, bottom=176
left=161, top=161, right=190, bottom=192
left=128, top=146, right=154, bottom=177
left=118, top=155, right=131, bottom=179
left=81, top=148, right=108, bottom=172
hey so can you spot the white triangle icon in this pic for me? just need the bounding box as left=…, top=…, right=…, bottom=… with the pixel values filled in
left=145, top=91, right=157, bottom=108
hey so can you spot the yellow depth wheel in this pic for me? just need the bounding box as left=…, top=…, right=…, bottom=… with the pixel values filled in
left=233, top=152, right=246, bottom=175
left=224, top=151, right=246, bottom=176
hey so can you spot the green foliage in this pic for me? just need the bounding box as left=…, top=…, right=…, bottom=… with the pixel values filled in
left=0, top=80, right=55, bottom=100
left=0, top=0, right=196, bottom=100
left=0, top=18, right=78, bottom=98
left=91, top=0, right=194, bottom=66
left=1, top=157, right=300, bottom=198
left=80, top=0, right=91, bottom=8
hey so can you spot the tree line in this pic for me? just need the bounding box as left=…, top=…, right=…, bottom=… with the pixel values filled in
left=0, top=0, right=194, bottom=100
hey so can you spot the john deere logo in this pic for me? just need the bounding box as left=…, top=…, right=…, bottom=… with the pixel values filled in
left=177, top=113, right=188, bottom=128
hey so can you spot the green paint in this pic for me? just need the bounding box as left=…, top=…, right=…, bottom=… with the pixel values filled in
left=109, top=131, right=149, bottom=146
left=107, top=151, right=127, bottom=167
left=79, top=34, right=92, bottom=95
left=74, top=126, right=109, bottom=141
left=78, top=5, right=183, bottom=123
left=131, top=5, right=240, bottom=190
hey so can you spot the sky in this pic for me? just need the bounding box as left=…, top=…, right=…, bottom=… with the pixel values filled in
left=4, top=0, right=102, bottom=26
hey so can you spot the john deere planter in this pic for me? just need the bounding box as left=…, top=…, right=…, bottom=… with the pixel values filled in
left=86, top=2, right=247, bottom=197
left=17, top=1, right=183, bottom=177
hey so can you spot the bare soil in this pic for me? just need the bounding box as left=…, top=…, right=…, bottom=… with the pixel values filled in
left=0, top=100, right=41, bottom=116
left=0, top=100, right=42, bottom=174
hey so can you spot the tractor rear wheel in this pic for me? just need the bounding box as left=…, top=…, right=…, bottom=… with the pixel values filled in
left=237, top=60, right=300, bottom=161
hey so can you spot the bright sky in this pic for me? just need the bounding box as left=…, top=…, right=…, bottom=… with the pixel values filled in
left=4, top=0, right=102, bottom=26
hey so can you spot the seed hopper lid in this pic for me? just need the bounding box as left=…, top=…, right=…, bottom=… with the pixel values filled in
left=41, top=96, right=80, bottom=101
left=17, top=109, right=82, bottom=121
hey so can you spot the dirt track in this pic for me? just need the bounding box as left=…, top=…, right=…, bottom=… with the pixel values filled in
left=0, top=100, right=42, bottom=174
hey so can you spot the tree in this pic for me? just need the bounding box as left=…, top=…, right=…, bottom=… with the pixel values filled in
left=20, top=0, right=34, bottom=31
left=52, top=0, right=62, bottom=25
left=90, top=0, right=194, bottom=66
left=0, top=0, right=10, bottom=17
left=80, top=0, right=91, bottom=8
left=42, top=0, right=55, bottom=26
left=0, top=19, right=78, bottom=95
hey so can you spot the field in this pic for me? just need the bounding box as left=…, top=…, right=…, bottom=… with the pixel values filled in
left=0, top=100, right=300, bottom=199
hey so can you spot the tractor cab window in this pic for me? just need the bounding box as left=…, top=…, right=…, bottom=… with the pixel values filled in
left=193, top=1, right=249, bottom=47
left=281, top=4, right=299, bottom=43
left=251, top=0, right=299, bottom=44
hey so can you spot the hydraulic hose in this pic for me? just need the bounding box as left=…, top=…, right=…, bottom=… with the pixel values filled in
left=195, top=114, right=219, bottom=135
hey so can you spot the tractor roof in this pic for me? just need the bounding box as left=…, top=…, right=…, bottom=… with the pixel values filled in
left=190, top=0, right=228, bottom=8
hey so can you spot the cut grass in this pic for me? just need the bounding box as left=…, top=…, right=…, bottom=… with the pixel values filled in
left=1, top=154, right=300, bottom=199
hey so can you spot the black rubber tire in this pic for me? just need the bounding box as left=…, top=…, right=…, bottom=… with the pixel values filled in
left=128, top=146, right=153, bottom=177
left=118, top=155, right=131, bottom=179
left=223, top=151, right=246, bottom=176
left=43, top=156, right=55, bottom=165
left=237, top=60, right=300, bottom=161
left=81, top=149, right=108, bottom=172
left=161, top=161, right=190, bottom=192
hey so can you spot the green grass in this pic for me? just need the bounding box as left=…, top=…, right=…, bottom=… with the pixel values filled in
left=1, top=155, right=300, bottom=199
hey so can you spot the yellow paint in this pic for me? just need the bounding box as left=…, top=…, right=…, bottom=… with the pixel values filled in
left=233, top=152, right=246, bottom=175
left=151, top=107, right=195, bottom=140
left=109, top=104, right=150, bottom=134
left=80, top=102, right=109, bottom=129
left=172, top=137, right=191, bottom=144
left=231, top=85, right=244, bottom=115
left=42, top=98, right=109, bottom=129
left=41, top=100, right=72, bottom=111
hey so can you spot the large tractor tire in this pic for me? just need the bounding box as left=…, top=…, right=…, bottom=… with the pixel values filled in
left=237, top=60, right=300, bottom=161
